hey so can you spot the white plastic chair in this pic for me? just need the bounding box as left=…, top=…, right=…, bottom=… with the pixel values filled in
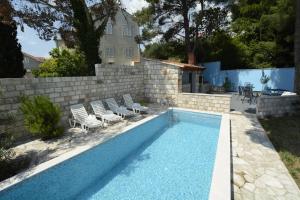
left=105, top=98, right=135, bottom=118
left=90, top=100, right=122, bottom=123
left=70, top=104, right=103, bottom=132
left=123, top=94, right=148, bottom=113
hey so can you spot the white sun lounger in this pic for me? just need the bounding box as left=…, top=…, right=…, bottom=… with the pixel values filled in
left=123, top=94, right=148, bottom=113
left=90, top=100, right=122, bottom=123
left=70, top=104, right=103, bottom=132
left=105, top=98, right=135, bottom=118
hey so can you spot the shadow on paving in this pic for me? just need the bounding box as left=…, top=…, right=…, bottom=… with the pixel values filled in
left=230, top=93, right=257, bottom=114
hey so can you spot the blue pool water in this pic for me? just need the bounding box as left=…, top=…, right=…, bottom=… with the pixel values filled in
left=0, top=109, right=221, bottom=200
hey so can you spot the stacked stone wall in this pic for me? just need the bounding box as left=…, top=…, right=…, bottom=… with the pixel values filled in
left=0, top=60, right=233, bottom=142
left=143, top=59, right=181, bottom=103
left=0, top=64, right=144, bottom=140
left=176, top=93, right=231, bottom=113
left=257, top=95, right=300, bottom=118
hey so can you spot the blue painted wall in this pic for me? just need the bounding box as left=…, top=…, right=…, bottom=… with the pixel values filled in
left=202, top=61, right=295, bottom=92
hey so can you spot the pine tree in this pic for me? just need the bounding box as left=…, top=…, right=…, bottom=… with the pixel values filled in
left=0, top=22, right=25, bottom=78
left=0, top=0, right=25, bottom=78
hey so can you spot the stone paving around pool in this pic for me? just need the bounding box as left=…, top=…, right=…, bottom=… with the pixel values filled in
left=231, top=113, right=300, bottom=200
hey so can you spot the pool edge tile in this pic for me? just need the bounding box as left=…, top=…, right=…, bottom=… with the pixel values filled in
left=209, top=113, right=231, bottom=200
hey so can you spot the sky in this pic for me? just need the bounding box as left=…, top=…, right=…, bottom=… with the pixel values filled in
left=17, top=0, right=148, bottom=58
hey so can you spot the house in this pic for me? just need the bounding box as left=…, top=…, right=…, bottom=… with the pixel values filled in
left=23, top=52, right=45, bottom=70
left=55, top=9, right=140, bottom=66
left=161, top=60, right=206, bottom=93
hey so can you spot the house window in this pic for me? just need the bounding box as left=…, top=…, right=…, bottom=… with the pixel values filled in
left=123, top=24, right=132, bottom=36
left=105, top=47, right=115, bottom=57
left=105, top=22, right=113, bottom=35
left=131, top=25, right=137, bottom=36
left=24, top=57, right=29, bottom=63
left=125, top=47, right=134, bottom=58
left=128, top=25, right=132, bottom=36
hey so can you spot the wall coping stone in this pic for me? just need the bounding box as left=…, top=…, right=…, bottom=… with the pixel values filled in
left=259, top=95, right=299, bottom=100
left=180, top=92, right=232, bottom=98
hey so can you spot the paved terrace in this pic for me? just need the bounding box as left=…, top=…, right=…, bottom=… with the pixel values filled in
left=231, top=113, right=300, bottom=200
left=2, top=105, right=300, bottom=200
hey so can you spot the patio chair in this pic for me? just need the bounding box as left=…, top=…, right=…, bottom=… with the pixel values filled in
left=105, top=98, right=135, bottom=118
left=238, top=86, right=245, bottom=96
left=123, top=94, right=148, bottom=113
left=70, top=104, right=103, bottom=132
left=242, top=87, right=256, bottom=104
left=90, top=100, right=122, bottom=123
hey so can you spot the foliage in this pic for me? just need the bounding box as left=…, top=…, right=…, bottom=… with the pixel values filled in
left=260, top=71, right=270, bottom=85
left=139, top=0, right=295, bottom=69
left=0, top=133, right=14, bottom=163
left=139, top=99, right=149, bottom=107
left=10, top=0, right=120, bottom=75
left=0, top=90, right=30, bottom=181
left=231, top=0, right=295, bottom=68
left=143, top=41, right=186, bottom=62
left=194, top=7, right=229, bottom=38
left=135, top=0, right=228, bottom=61
left=20, top=96, right=64, bottom=140
left=196, top=31, right=248, bottom=69
left=0, top=114, right=15, bottom=162
left=33, top=48, right=88, bottom=77
left=144, top=31, right=248, bottom=69
left=0, top=1, right=25, bottom=78
left=0, top=85, right=15, bottom=171
left=69, top=0, right=111, bottom=74
left=222, top=77, right=232, bottom=92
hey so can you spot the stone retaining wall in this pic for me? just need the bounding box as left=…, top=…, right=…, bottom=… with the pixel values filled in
left=143, top=59, right=181, bottom=103
left=176, top=93, right=232, bottom=113
left=0, top=64, right=144, bottom=140
left=257, top=95, right=300, bottom=118
left=1, top=60, right=233, bottom=142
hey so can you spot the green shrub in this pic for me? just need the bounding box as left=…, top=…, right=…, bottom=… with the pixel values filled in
left=0, top=128, right=14, bottom=162
left=0, top=86, right=15, bottom=163
left=223, top=77, right=232, bottom=92
left=33, top=48, right=88, bottom=77
left=20, top=96, right=64, bottom=140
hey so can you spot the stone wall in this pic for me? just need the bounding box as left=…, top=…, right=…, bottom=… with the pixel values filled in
left=0, top=60, right=233, bottom=142
left=0, top=64, right=144, bottom=140
left=143, top=59, right=181, bottom=103
left=257, top=95, right=300, bottom=118
left=175, top=93, right=232, bottom=113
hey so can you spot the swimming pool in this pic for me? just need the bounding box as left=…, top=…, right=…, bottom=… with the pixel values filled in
left=0, top=109, right=230, bottom=200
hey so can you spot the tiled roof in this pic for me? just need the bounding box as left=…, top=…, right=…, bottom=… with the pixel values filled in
left=161, top=60, right=206, bottom=71
left=143, top=58, right=205, bottom=71
left=23, top=52, right=46, bottom=63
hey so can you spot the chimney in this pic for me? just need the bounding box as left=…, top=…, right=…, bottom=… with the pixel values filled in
left=188, top=52, right=196, bottom=65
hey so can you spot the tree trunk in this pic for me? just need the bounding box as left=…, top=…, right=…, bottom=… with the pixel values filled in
left=0, top=0, right=13, bottom=23
left=295, top=0, right=300, bottom=94
left=182, top=1, right=194, bottom=64
left=194, top=0, right=205, bottom=64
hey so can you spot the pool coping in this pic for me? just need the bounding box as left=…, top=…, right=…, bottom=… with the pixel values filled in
left=173, top=107, right=231, bottom=200
left=0, top=108, right=231, bottom=200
